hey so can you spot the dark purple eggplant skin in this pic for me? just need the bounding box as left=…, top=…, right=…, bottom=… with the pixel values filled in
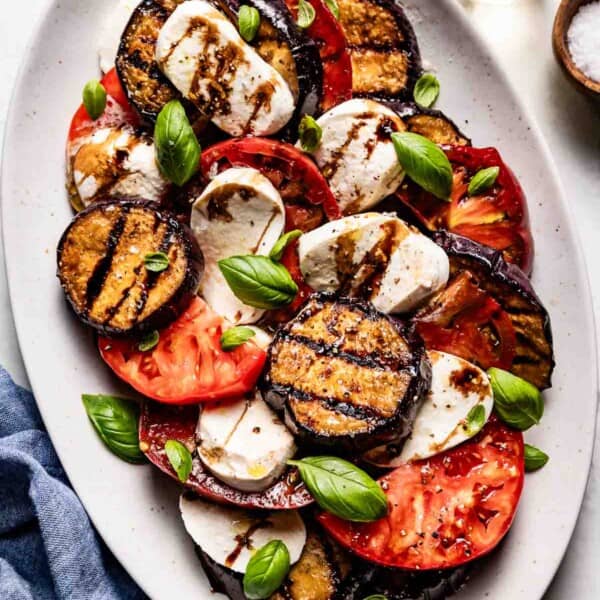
left=340, top=562, right=472, bottom=600
left=221, top=0, right=323, bottom=140
left=57, top=199, right=203, bottom=338
left=432, top=230, right=555, bottom=389
left=386, top=101, right=472, bottom=146
left=262, top=293, right=431, bottom=453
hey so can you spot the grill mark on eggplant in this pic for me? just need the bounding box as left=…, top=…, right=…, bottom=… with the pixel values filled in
left=278, top=384, right=391, bottom=423
left=84, top=213, right=128, bottom=312
left=281, top=333, right=412, bottom=372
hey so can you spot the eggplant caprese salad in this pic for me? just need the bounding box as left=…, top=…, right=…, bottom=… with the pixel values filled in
left=57, top=0, right=555, bottom=598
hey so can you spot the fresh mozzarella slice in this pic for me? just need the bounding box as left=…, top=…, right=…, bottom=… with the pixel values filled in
left=245, top=326, right=273, bottom=350
left=298, top=213, right=449, bottom=314
left=365, top=351, right=494, bottom=466
left=98, top=0, right=139, bottom=73
left=180, top=493, right=306, bottom=573
left=191, top=167, right=285, bottom=324
left=302, top=99, right=406, bottom=214
left=156, top=0, right=295, bottom=137
left=197, top=391, right=296, bottom=492
left=71, top=126, right=168, bottom=206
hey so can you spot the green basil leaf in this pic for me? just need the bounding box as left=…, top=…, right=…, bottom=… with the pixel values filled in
left=164, top=439, right=193, bottom=482
left=414, top=73, right=440, bottom=108
left=363, top=596, right=388, bottom=600
left=464, top=404, right=486, bottom=436
left=154, top=99, right=201, bottom=186
left=243, top=540, right=290, bottom=600
left=488, top=368, right=544, bottom=431
left=238, top=5, right=260, bottom=42
left=269, top=230, right=303, bottom=262
left=298, top=115, right=322, bottom=152
left=288, top=456, right=388, bottom=522
left=468, top=166, right=500, bottom=196
left=297, top=0, right=316, bottom=28
left=391, top=132, right=453, bottom=201
left=220, top=326, right=256, bottom=351
left=82, top=394, right=145, bottom=464
left=82, top=79, right=107, bottom=121
left=324, top=0, right=340, bottom=19
left=218, top=255, right=298, bottom=309
left=138, top=330, right=159, bottom=352
left=524, top=444, right=549, bottom=472
left=144, top=251, right=170, bottom=273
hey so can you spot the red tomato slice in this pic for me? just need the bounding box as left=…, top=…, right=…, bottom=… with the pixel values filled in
left=99, top=298, right=266, bottom=404
left=284, top=0, right=353, bottom=111
left=414, top=271, right=517, bottom=370
left=201, top=138, right=342, bottom=231
left=396, top=146, right=534, bottom=274
left=68, top=68, right=139, bottom=144
left=319, top=417, right=524, bottom=571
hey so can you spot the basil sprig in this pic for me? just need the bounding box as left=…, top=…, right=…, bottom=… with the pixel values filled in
left=218, top=255, right=298, bottom=309
left=154, top=100, right=201, bottom=186
left=288, top=456, right=388, bottom=522
left=298, top=115, right=323, bottom=152
left=144, top=251, right=169, bottom=273
left=297, top=0, right=316, bottom=28
left=82, top=395, right=145, bottom=464
left=269, top=230, right=302, bottom=261
left=243, top=540, right=290, bottom=600
left=488, top=368, right=544, bottom=431
left=138, top=330, right=159, bottom=352
left=220, top=326, right=256, bottom=351
left=414, top=73, right=440, bottom=108
left=464, top=404, right=486, bottom=436
left=468, top=166, right=500, bottom=196
left=324, top=0, right=340, bottom=19
left=238, top=5, right=260, bottom=42
left=391, top=132, right=453, bottom=201
left=164, top=440, right=193, bottom=482
left=82, top=79, right=107, bottom=121
left=524, top=444, right=549, bottom=472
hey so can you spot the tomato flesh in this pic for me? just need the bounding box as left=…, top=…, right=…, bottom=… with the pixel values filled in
left=99, top=298, right=266, bottom=404
left=397, top=146, right=533, bottom=274
left=68, top=68, right=139, bottom=143
left=319, top=417, right=524, bottom=570
left=414, top=271, right=517, bottom=370
left=284, top=0, right=353, bottom=111
left=201, top=138, right=341, bottom=229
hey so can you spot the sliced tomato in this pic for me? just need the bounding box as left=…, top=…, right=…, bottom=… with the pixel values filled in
left=139, top=401, right=313, bottom=509
left=396, top=146, right=533, bottom=274
left=284, top=0, right=352, bottom=111
left=201, top=138, right=341, bottom=231
left=99, top=298, right=266, bottom=404
left=68, top=68, right=139, bottom=143
left=413, top=271, right=517, bottom=370
left=319, top=417, right=524, bottom=570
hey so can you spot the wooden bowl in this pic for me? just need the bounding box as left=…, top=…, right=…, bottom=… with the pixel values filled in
left=553, top=0, right=600, bottom=99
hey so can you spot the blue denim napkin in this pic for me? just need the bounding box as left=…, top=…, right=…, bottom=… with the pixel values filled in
left=0, top=367, right=146, bottom=600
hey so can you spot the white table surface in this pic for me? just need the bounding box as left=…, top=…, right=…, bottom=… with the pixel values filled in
left=0, top=0, right=598, bottom=597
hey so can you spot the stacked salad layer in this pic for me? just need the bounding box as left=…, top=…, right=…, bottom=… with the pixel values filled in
left=56, top=1, right=554, bottom=598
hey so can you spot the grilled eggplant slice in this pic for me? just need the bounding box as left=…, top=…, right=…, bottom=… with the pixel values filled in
left=263, top=294, right=430, bottom=451
left=340, top=562, right=471, bottom=600
left=139, top=401, right=314, bottom=509
left=389, top=101, right=471, bottom=146
left=337, top=0, right=422, bottom=100
left=419, top=231, right=554, bottom=389
left=57, top=200, right=203, bottom=337
left=117, top=0, right=321, bottom=134
left=197, top=524, right=349, bottom=600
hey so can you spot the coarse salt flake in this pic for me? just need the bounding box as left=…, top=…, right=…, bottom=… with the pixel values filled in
left=568, top=1, right=600, bottom=83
